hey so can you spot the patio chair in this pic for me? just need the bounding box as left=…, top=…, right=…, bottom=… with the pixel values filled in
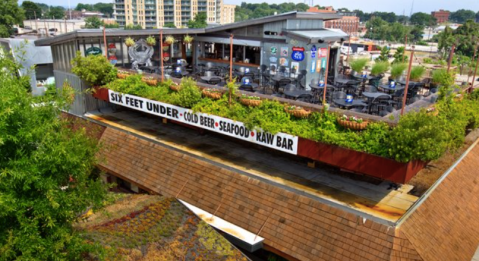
left=297, top=93, right=313, bottom=103
left=279, top=66, right=286, bottom=75
left=260, top=64, right=268, bottom=73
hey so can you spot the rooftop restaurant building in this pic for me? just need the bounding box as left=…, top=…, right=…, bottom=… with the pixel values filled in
left=35, top=12, right=479, bottom=261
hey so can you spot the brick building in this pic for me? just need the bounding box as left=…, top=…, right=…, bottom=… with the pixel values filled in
left=431, top=9, right=450, bottom=24
left=307, top=6, right=359, bottom=35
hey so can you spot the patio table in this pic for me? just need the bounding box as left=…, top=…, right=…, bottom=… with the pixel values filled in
left=283, top=89, right=312, bottom=100
left=378, top=84, right=405, bottom=94
left=200, top=76, right=223, bottom=84
left=362, top=92, right=391, bottom=100
left=333, top=99, right=367, bottom=109
left=335, top=78, right=360, bottom=86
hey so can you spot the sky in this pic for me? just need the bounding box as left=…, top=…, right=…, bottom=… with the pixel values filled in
left=19, top=0, right=479, bottom=14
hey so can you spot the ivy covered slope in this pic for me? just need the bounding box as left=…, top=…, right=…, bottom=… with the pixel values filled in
left=72, top=54, right=479, bottom=163
left=0, top=51, right=109, bottom=260
left=77, top=194, right=248, bottom=261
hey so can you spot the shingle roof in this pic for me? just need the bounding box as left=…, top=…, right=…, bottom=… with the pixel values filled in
left=70, top=115, right=479, bottom=261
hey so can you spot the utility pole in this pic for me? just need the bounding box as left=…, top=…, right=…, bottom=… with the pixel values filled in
left=322, top=42, right=331, bottom=108
left=471, top=45, right=479, bottom=92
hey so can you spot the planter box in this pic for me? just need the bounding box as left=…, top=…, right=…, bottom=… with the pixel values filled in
left=297, top=137, right=427, bottom=184
left=93, top=89, right=427, bottom=184
left=92, top=87, right=109, bottom=102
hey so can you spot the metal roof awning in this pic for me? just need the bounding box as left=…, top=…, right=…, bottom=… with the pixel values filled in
left=283, top=28, right=349, bottom=44
left=179, top=200, right=264, bottom=252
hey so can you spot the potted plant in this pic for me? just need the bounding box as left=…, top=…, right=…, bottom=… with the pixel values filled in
left=71, top=51, right=117, bottom=101
left=409, top=66, right=426, bottom=82
left=141, top=76, right=158, bottom=86
left=125, top=37, right=135, bottom=47
left=390, top=63, right=407, bottom=82
left=284, top=105, right=311, bottom=118
left=371, top=61, right=390, bottom=77
left=239, top=94, right=261, bottom=107
left=146, top=36, right=156, bottom=46
left=169, top=82, right=181, bottom=91
left=164, top=35, right=175, bottom=45
left=337, top=114, right=369, bottom=131
left=117, top=70, right=130, bottom=79
left=349, top=58, right=369, bottom=76
left=202, top=88, right=223, bottom=100
left=183, top=35, right=194, bottom=44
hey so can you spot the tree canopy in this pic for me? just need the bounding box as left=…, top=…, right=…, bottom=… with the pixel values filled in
left=163, top=22, right=176, bottom=28
left=410, top=12, right=436, bottom=26
left=235, top=2, right=309, bottom=22
left=44, top=6, right=65, bottom=19
left=0, top=47, right=108, bottom=260
left=450, top=9, right=476, bottom=24
left=85, top=16, right=102, bottom=29
left=21, top=1, right=42, bottom=19
left=0, top=0, right=25, bottom=37
left=365, top=17, right=424, bottom=43
left=187, top=12, right=207, bottom=28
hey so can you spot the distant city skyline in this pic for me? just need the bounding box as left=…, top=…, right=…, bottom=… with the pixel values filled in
left=19, top=0, right=479, bottom=15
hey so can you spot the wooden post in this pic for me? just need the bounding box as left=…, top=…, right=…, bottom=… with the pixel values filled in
left=229, top=34, right=233, bottom=82
left=403, top=34, right=408, bottom=63
left=401, top=46, right=415, bottom=115
left=471, top=46, right=479, bottom=91
left=43, top=20, right=49, bottom=37
left=447, top=44, right=456, bottom=73
left=34, top=11, right=39, bottom=37
left=103, top=27, right=108, bottom=58
left=160, top=30, right=164, bottom=81
left=322, top=42, right=331, bottom=107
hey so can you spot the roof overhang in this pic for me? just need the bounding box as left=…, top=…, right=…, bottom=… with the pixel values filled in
left=34, top=28, right=205, bottom=46
left=205, top=11, right=341, bottom=33
left=283, top=28, right=349, bottom=44
left=179, top=199, right=264, bottom=252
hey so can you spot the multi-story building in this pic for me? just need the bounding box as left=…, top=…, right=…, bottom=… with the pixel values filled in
left=307, top=6, right=359, bottom=35
left=114, top=0, right=235, bottom=29
left=431, top=9, right=450, bottom=24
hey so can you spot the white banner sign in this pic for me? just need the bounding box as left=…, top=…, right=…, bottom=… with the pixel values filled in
left=108, top=90, right=299, bottom=154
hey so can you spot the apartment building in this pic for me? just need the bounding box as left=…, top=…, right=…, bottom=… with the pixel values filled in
left=114, top=0, right=235, bottom=29
left=431, top=9, right=450, bottom=24
left=307, top=6, right=359, bottom=35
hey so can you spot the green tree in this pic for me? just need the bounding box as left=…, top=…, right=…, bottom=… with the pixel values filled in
left=21, top=1, right=42, bottom=20
left=410, top=12, right=436, bottom=26
left=163, top=22, right=176, bottom=28
left=103, top=22, right=119, bottom=28
left=93, top=3, right=113, bottom=17
left=187, top=12, right=207, bottom=28
left=450, top=9, right=476, bottom=23
left=75, top=3, right=94, bottom=11
left=44, top=6, right=65, bottom=19
left=85, top=16, right=102, bottom=29
left=0, top=48, right=108, bottom=260
left=409, top=25, right=425, bottom=42
left=0, top=0, right=25, bottom=37
left=124, top=24, right=143, bottom=30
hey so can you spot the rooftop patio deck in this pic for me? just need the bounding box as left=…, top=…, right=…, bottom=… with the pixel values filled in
left=85, top=107, right=420, bottom=224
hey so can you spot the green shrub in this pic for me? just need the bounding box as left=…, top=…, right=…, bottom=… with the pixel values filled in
left=409, top=66, right=426, bottom=81
left=172, top=77, right=202, bottom=108
left=371, top=61, right=390, bottom=76
left=349, top=58, right=369, bottom=73
left=386, top=110, right=453, bottom=162
left=416, top=40, right=428, bottom=46
left=71, top=51, right=117, bottom=86
left=390, top=63, right=407, bottom=79
left=432, top=69, right=454, bottom=86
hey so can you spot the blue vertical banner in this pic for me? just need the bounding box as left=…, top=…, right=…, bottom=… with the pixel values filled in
left=311, top=45, right=317, bottom=58
left=311, top=60, right=316, bottom=73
